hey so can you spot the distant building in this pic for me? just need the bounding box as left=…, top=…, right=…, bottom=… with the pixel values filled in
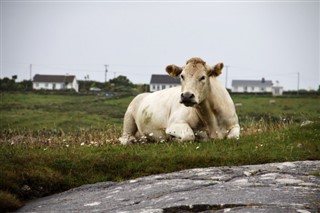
left=231, top=78, right=273, bottom=93
left=150, top=74, right=180, bottom=92
left=33, top=74, right=79, bottom=92
left=272, top=81, right=284, bottom=96
left=89, top=87, right=102, bottom=92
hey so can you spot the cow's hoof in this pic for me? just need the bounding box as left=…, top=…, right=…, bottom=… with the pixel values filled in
left=119, top=136, right=136, bottom=145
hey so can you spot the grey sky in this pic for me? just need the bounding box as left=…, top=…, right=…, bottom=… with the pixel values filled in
left=1, top=1, right=319, bottom=90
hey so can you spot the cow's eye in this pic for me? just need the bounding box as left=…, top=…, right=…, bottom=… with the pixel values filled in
left=199, top=76, right=205, bottom=81
left=180, top=75, right=184, bottom=80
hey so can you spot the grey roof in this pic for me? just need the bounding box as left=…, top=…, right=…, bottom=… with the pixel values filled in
left=150, top=74, right=180, bottom=84
left=232, top=79, right=273, bottom=87
left=33, top=74, right=76, bottom=83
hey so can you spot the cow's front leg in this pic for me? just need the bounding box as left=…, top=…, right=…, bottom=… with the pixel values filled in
left=166, top=123, right=195, bottom=141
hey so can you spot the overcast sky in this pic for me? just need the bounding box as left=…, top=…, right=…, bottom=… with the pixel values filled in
left=1, top=1, right=319, bottom=90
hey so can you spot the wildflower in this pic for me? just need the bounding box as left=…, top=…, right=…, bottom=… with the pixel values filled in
left=80, top=142, right=85, bottom=146
left=21, top=185, right=31, bottom=192
left=149, top=132, right=154, bottom=137
left=66, top=144, right=69, bottom=148
left=196, top=146, right=200, bottom=150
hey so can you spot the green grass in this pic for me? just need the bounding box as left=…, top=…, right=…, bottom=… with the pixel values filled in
left=0, top=93, right=133, bottom=130
left=0, top=92, right=320, bottom=212
left=232, top=95, right=320, bottom=123
left=1, top=93, right=319, bottom=132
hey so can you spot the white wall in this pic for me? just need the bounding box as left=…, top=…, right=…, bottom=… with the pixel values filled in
left=150, top=84, right=179, bottom=92
left=33, top=80, right=79, bottom=92
left=232, top=86, right=272, bottom=93
left=33, top=82, right=65, bottom=90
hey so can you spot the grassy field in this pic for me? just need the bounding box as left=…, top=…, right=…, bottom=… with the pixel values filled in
left=0, top=92, right=320, bottom=211
left=0, top=93, right=130, bottom=131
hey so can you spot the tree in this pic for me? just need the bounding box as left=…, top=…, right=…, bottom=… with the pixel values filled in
left=19, top=80, right=33, bottom=91
left=0, top=77, right=16, bottom=91
left=109, top=75, right=133, bottom=87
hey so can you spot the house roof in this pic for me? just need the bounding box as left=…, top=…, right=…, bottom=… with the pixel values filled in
left=33, top=74, right=76, bottom=83
left=232, top=79, right=273, bottom=87
left=150, top=74, right=180, bottom=84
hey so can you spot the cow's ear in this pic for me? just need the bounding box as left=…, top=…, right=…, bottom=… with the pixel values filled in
left=207, top=63, right=224, bottom=77
left=166, top=65, right=183, bottom=77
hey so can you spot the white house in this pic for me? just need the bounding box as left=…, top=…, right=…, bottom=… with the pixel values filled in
left=272, top=81, right=284, bottom=96
left=231, top=78, right=273, bottom=93
left=150, top=74, right=180, bottom=92
left=33, top=74, right=79, bottom=92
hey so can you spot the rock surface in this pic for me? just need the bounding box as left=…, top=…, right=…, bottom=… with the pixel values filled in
left=18, top=161, right=320, bottom=213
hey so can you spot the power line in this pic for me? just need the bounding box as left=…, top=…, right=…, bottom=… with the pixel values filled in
left=104, top=65, right=108, bottom=82
left=29, top=64, right=32, bottom=81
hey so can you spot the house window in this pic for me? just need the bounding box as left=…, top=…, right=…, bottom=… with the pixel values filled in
left=52, top=84, right=56, bottom=90
left=251, top=86, right=254, bottom=91
left=260, top=87, right=265, bottom=91
left=244, top=86, right=248, bottom=92
left=35, top=83, right=39, bottom=87
left=162, top=85, right=165, bottom=90
left=45, top=83, right=48, bottom=88
left=152, top=85, right=155, bottom=90
left=157, top=85, right=160, bottom=90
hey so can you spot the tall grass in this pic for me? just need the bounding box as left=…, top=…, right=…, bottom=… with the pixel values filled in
left=1, top=122, right=319, bottom=212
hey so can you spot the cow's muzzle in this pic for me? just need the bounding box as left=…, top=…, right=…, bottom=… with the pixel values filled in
left=180, top=92, right=196, bottom=107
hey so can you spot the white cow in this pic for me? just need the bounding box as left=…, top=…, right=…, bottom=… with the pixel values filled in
left=119, top=57, right=240, bottom=145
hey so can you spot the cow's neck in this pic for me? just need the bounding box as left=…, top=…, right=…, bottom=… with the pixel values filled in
left=195, top=78, right=226, bottom=138
left=196, top=100, right=219, bottom=138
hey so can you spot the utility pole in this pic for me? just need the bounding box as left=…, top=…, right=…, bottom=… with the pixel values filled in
left=297, top=72, right=300, bottom=95
left=30, top=64, right=32, bottom=80
left=105, top=65, right=109, bottom=82
left=225, top=65, right=229, bottom=88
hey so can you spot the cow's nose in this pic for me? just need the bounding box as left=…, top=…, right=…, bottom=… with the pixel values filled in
left=181, top=92, right=195, bottom=100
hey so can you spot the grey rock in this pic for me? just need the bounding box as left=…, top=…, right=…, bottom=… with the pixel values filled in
left=17, top=161, right=320, bottom=213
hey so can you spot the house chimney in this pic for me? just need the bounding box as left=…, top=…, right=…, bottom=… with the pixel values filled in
left=261, top=78, right=265, bottom=83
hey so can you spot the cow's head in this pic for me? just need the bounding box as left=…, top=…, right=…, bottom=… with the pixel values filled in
left=166, top=57, right=223, bottom=107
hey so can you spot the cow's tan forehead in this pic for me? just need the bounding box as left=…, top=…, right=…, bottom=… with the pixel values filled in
left=186, top=57, right=206, bottom=65
left=183, top=63, right=207, bottom=75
